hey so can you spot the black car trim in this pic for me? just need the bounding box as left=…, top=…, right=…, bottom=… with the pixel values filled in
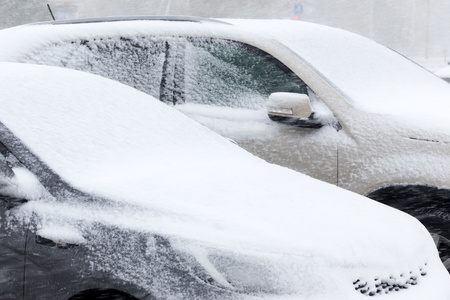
left=30, top=15, right=231, bottom=26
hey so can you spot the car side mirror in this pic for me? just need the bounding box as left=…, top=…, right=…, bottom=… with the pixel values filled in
left=267, top=92, right=312, bottom=119
left=267, top=92, right=324, bottom=129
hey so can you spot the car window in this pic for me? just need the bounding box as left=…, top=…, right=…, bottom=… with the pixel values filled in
left=183, top=38, right=307, bottom=110
left=0, top=142, right=20, bottom=170
left=22, top=37, right=167, bottom=99
left=23, top=35, right=337, bottom=126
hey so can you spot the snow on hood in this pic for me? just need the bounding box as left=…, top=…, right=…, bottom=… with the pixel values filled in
left=1, top=62, right=449, bottom=298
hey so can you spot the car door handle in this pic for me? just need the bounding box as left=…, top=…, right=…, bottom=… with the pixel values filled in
left=35, top=235, right=79, bottom=249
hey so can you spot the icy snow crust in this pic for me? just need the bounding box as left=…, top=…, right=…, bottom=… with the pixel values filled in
left=0, top=19, right=450, bottom=137
left=1, top=62, right=449, bottom=299
left=227, top=20, right=450, bottom=134
left=435, top=65, right=450, bottom=78
left=0, top=20, right=450, bottom=191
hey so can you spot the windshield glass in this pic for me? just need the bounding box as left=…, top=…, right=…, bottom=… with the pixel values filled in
left=230, top=20, right=450, bottom=131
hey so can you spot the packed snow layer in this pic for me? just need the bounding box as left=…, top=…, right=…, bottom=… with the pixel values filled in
left=435, top=65, right=450, bottom=78
left=1, top=19, right=450, bottom=137
left=0, top=62, right=449, bottom=298
left=226, top=19, right=450, bottom=134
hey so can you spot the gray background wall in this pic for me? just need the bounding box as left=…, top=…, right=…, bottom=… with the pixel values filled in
left=2, top=0, right=450, bottom=70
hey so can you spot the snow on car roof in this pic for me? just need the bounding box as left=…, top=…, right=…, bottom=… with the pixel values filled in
left=33, top=15, right=231, bottom=25
left=1, top=18, right=449, bottom=136
left=228, top=19, right=450, bottom=134
left=1, top=62, right=449, bottom=298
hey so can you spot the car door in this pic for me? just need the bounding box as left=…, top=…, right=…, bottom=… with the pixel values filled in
left=0, top=139, right=147, bottom=300
left=174, top=38, right=340, bottom=184
left=23, top=222, right=151, bottom=299
left=0, top=195, right=27, bottom=300
left=23, top=223, right=88, bottom=299
left=22, top=35, right=340, bottom=184
left=0, top=137, right=94, bottom=299
left=0, top=145, right=28, bottom=300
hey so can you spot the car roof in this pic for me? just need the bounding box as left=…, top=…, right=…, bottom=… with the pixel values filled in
left=30, top=15, right=230, bottom=26
left=3, top=16, right=450, bottom=136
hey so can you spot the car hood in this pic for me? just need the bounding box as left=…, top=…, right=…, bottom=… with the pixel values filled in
left=403, top=123, right=450, bottom=144
left=1, top=63, right=449, bottom=298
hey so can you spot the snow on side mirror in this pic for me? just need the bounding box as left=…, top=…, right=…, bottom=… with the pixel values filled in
left=267, top=92, right=312, bottom=119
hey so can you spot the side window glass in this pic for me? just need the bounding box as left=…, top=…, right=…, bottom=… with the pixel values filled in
left=0, top=142, right=20, bottom=171
left=0, top=142, right=25, bottom=207
left=184, top=38, right=307, bottom=110
left=22, top=37, right=167, bottom=99
left=0, top=144, right=14, bottom=182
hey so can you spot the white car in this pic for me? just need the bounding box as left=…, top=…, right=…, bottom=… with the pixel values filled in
left=1, top=16, right=450, bottom=269
left=0, top=62, right=449, bottom=299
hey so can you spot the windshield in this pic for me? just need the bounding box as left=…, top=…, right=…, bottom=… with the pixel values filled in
left=230, top=20, right=450, bottom=132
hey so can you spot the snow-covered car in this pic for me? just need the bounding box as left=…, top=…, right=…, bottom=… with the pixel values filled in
left=1, top=16, right=450, bottom=269
left=1, top=62, right=450, bottom=299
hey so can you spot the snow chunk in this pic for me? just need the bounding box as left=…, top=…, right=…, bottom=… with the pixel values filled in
left=0, top=167, right=48, bottom=201
left=37, top=224, right=86, bottom=245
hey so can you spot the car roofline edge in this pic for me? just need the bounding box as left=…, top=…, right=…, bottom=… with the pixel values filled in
left=27, top=15, right=231, bottom=26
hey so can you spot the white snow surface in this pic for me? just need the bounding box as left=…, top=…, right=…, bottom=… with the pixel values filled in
left=226, top=20, right=450, bottom=134
left=36, top=224, right=86, bottom=245
left=1, top=62, right=449, bottom=298
left=435, top=65, right=450, bottom=78
left=1, top=19, right=450, bottom=136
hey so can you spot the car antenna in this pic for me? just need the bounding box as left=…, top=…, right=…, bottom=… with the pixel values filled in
left=47, top=3, right=56, bottom=21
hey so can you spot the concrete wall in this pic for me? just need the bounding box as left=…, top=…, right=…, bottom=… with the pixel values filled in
left=2, top=0, right=450, bottom=69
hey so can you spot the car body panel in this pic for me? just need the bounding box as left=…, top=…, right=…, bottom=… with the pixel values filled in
left=0, top=199, right=26, bottom=300
left=2, top=20, right=450, bottom=272
left=0, top=62, right=449, bottom=299
left=1, top=19, right=448, bottom=197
